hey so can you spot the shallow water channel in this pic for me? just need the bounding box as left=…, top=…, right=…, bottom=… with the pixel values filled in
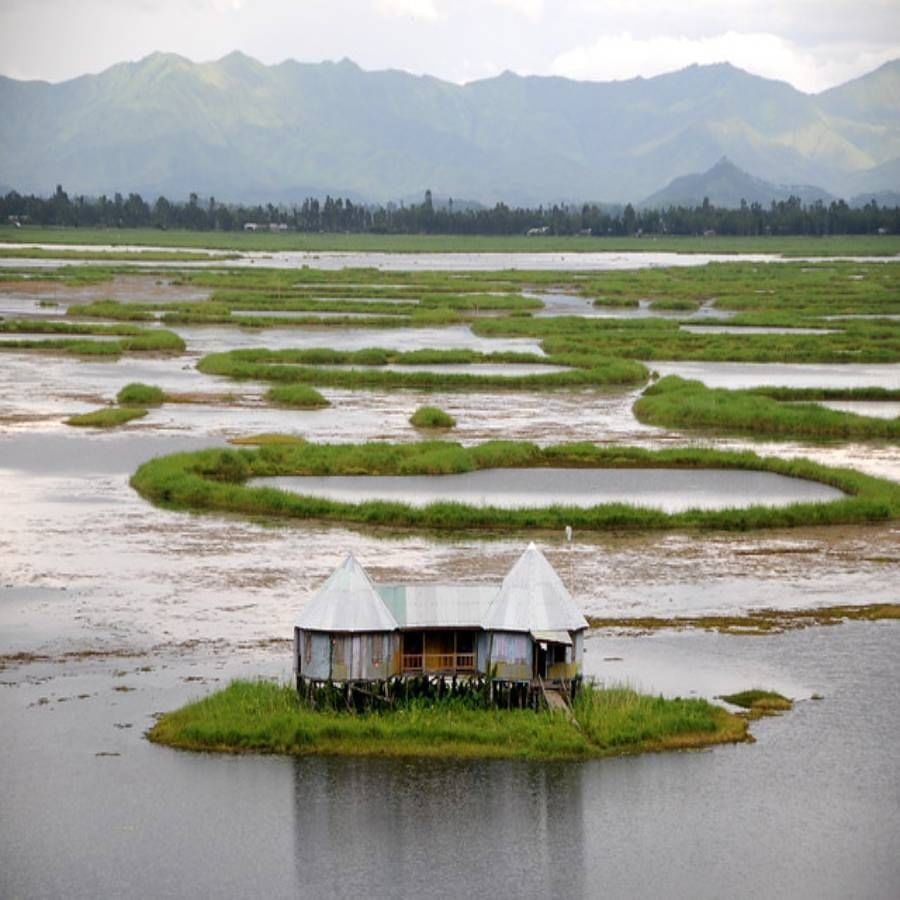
left=254, top=467, right=845, bottom=513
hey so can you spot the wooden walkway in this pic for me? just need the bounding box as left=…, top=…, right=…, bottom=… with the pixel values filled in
left=539, top=678, right=578, bottom=726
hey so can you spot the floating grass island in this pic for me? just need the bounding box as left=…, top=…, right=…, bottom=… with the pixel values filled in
left=66, top=406, right=148, bottom=428
left=0, top=320, right=185, bottom=356
left=147, top=680, right=752, bottom=761
left=129, top=439, right=900, bottom=532
left=720, top=689, right=793, bottom=716
left=196, top=347, right=649, bottom=391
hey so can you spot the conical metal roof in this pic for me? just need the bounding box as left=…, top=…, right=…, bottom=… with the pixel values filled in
left=295, top=554, right=399, bottom=633
left=482, top=543, right=588, bottom=633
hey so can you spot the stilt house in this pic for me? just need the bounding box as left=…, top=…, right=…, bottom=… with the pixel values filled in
left=293, top=544, right=588, bottom=692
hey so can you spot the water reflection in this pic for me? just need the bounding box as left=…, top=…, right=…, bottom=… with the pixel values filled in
left=291, top=757, right=586, bottom=898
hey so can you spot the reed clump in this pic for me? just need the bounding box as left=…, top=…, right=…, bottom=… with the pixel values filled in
left=410, top=406, right=456, bottom=429
left=266, top=384, right=330, bottom=409
left=117, top=383, right=166, bottom=406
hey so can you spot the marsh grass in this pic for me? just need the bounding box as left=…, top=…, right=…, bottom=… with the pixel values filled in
left=410, top=406, right=456, bottom=429
left=146, top=679, right=749, bottom=761
left=66, top=406, right=148, bottom=428
left=634, top=376, right=900, bottom=440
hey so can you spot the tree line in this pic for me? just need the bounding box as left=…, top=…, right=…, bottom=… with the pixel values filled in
left=3, top=185, right=898, bottom=236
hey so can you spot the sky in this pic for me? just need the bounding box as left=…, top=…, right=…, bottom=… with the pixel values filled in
left=1, top=0, right=899, bottom=93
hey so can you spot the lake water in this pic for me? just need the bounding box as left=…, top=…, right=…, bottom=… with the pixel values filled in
left=652, top=360, right=900, bottom=390
left=1, top=623, right=897, bottom=900
left=680, top=324, right=834, bottom=335
left=532, top=293, right=734, bottom=320
left=169, top=323, right=545, bottom=355
left=252, top=467, right=845, bottom=513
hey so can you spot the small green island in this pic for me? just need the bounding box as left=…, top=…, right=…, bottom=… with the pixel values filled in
left=148, top=679, right=760, bottom=761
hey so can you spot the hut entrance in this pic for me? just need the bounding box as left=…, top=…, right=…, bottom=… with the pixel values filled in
left=535, top=643, right=548, bottom=679
left=534, top=638, right=572, bottom=681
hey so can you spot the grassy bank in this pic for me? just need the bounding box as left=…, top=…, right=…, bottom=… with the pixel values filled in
left=4, top=226, right=899, bottom=256
left=196, top=348, right=648, bottom=391
left=129, top=440, right=900, bottom=533
left=146, top=679, right=749, bottom=761
left=634, top=376, right=900, bottom=440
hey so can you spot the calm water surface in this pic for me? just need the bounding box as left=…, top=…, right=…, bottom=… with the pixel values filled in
left=653, top=360, right=900, bottom=390
left=253, top=467, right=845, bottom=512
left=1, top=625, right=897, bottom=899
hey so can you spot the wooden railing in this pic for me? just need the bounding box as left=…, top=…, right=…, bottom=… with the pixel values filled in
left=401, top=653, right=475, bottom=673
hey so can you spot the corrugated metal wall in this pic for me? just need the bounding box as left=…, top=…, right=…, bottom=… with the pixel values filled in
left=298, top=630, right=400, bottom=681
left=489, top=631, right=533, bottom=681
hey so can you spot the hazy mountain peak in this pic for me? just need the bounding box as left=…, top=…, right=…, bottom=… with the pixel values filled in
left=0, top=53, right=896, bottom=204
left=643, top=158, right=834, bottom=208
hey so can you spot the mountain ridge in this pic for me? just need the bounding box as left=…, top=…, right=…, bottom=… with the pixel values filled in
left=1, top=53, right=898, bottom=204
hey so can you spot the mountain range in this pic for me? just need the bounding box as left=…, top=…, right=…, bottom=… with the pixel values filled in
left=1, top=52, right=898, bottom=205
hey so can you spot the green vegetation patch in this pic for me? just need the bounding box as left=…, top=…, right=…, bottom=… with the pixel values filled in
left=130, top=440, right=900, bottom=533
left=634, top=376, right=900, bottom=440
left=266, top=384, right=330, bottom=409
left=4, top=226, right=899, bottom=257
left=66, top=406, right=148, bottom=428
left=146, top=679, right=748, bottom=761
left=410, top=405, right=456, bottom=429
left=116, top=383, right=167, bottom=406
left=197, top=347, right=648, bottom=391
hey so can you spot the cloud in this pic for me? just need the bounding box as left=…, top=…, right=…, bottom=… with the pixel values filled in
left=488, top=0, right=543, bottom=21
left=549, top=30, right=900, bottom=92
left=373, top=0, right=441, bottom=20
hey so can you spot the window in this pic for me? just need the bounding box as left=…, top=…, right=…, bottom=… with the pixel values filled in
left=371, top=635, right=383, bottom=667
